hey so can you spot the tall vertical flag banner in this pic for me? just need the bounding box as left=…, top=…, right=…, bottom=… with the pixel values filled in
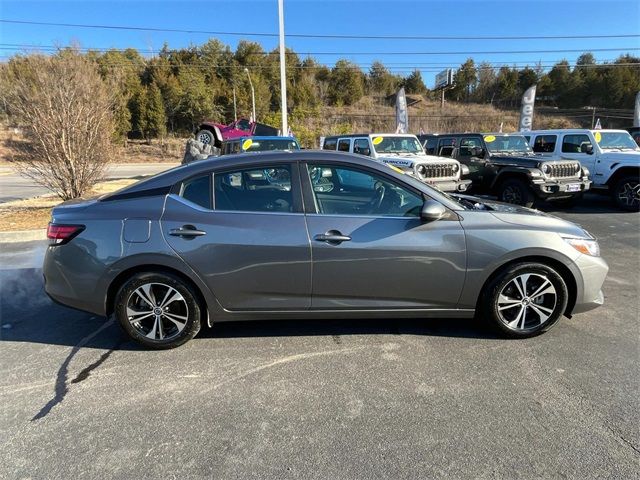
left=518, top=85, right=537, bottom=132
left=634, top=91, right=640, bottom=128
left=395, top=87, right=408, bottom=134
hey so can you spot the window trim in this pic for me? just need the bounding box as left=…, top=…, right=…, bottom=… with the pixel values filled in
left=561, top=134, right=592, bottom=153
left=532, top=134, right=558, bottom=153
left=337, top=138, right=352, bottom=153
left=211, top=161, right=304, bottom=214
left=300, top=161, right=427, bottom=217
left=174, top=173, right=214, bottom=210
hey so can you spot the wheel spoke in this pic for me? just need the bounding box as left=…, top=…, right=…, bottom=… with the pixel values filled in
left=146, top=316, right=159, bottom=339
left=160, top=288, right=184, bottom=309
left=498, top=294, right=521, bottom=311
left=510, top=275, right=528, bottom=299
left=135, top=285, right=156, bottom=308
left=128, top=311, right=154, bottom=324
left=529, top=304, right=553, bottom=324
left=530, top=279, right=555, bottom=300
left=508, top=306, right=527, bottom=329
left=163, top=312, right=187, bottom=329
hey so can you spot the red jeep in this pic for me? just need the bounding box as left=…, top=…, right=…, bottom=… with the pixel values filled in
left=196, top=119, right=279, bottom=148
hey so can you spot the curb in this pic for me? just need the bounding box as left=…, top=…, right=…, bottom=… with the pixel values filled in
left=0, top=229, right=47, bottom=244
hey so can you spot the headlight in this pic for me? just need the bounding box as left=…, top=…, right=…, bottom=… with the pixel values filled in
left=574, top=163, right=581, bottom=173
left=541, top=163, right=551, bottom=175
left=563, top=237, right=600, bottom=256
left=581, top=166, right=590, bottom=177
left=452, top=163, right=459, bottom=173
left=417, top=165, right=427, bottom=176
left=461, top=164, right=470, bottom=175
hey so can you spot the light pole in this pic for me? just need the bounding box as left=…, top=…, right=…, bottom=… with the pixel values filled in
left=278, top=0, right=288, bottom=135
left=244, top=67, right=256, bottom=122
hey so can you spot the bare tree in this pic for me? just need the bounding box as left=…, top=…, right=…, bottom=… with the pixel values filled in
left=1, top=50, right=114, bottom=200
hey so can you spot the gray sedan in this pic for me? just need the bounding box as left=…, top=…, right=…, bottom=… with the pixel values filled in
left=44, top=151, right=608, bottom=349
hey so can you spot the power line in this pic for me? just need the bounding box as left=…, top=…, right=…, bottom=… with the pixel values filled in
left=2, top=19, right=639, bottom=41
left=1, top=43, right=638, bottom=56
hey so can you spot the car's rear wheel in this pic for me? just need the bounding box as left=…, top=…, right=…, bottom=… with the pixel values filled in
left=481, top=262, right=568, bottom=338
left=612, top=175, right=640, bottom=211
left=497, top=178, right=535, bottom=208
left=115, top=272, right=201, bottom=349
left=196, top=129, right=214, bottom=146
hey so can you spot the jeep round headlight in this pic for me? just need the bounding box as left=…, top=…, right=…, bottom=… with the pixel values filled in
left=574, top=163, right=581, bottom=173
left=417, top=165, right=427, bottom=176
left=541, top=164, right=551, bottom=174
left=452, top=164, right=459, bottom=173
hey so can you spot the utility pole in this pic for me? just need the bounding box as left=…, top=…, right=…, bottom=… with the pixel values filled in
left=232, top=85, right=237, bottom=121
left=244, top=68, right=256, bottom=122
left=278, top=0, right=288, bottom=135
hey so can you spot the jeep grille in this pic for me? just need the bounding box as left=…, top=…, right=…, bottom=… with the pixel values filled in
left=547, top=162, right=580, bottom=178
left=418, top=163, right=458, bottom=180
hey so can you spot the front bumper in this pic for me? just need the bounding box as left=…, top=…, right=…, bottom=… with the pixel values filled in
left=421, top=178, right=473, bottom=193
left=532, top=177, right=591, bottom=199
left=570, top=254, right=609, bottom=315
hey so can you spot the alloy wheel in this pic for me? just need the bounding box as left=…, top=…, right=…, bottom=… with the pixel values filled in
left=198, top=132, right=212, bottom=144
left=617, top=181, right=640, bottom=209
left=497, top=273, right=557, bottom=332
left=126, top=282, right=189, bottom=341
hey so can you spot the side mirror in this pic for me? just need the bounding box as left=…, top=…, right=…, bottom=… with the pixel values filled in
left=421, top=199, right=447, bottom=222
left=362, top=148, right=371, bottom=156
left=471, top=146, right=485, bottom=158
left=580, top=143, right=594, bottom=154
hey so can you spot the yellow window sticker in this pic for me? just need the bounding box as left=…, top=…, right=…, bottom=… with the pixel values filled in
left=242, top=139, right=253, bottom=150
left=372, top=136, right=383, bottom=145
left=594, top=131, right=602, bottom=143
left=484, top=135, right=496, bottom=143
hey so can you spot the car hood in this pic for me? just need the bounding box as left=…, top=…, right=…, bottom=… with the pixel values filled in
left=454, top=194, right=590, bottom=238
left=377, top=153, right=457, bottom=166
left=598, top=150, right=640, bottom=163
left=487, top=154, right=540, bottom=167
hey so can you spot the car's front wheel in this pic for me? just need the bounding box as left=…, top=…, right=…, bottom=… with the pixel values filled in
left=481, top=262, right=568, bottom=338
left=497, top=178, right=535, bottom=208
left=115, top=272, right=202, bottom=349
left=612, top=175, right=640, bottom=211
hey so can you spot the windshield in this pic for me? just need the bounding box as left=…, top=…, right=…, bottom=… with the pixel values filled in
left=595, top=132, right=639, bottom=150
left=372, top=136, right=424, bottom=154
left=243, top=139, right=299, bottom=152
left=484, top=135, right=532, bottom=153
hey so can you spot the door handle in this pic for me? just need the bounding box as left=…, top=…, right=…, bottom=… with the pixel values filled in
left=314, top=230, right=351, bottom=244
left=169, top=225, right=207, bottom=237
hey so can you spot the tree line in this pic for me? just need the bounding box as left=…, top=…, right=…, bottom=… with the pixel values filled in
left=2, top=40, right=639, bottom=142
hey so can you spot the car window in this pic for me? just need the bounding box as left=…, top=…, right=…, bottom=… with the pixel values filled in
left=214, top=165, right=293, bottom=213
left=306, top=165, right=423, bottom=217
left=237, top=119, right=251, bottom=131
left=323, top=138, right=337, bottom=150
left=562, top=134, right=592, bottom=153
left=353, top=138, right=371, bottom=156
left=459, top=137, right=482, bottom=157
left=532, top=135, right=557, bottom=153
left=231, top=142, right=241, bottom=154
left=180, top=175, right=212, bottom=209
left=337, top=139, right=351, bottom=152
left=424, top=138, right=438, bottom=155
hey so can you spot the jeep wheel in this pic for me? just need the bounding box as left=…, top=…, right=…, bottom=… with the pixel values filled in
left=612, top=175, right=640, bottom=211
left=196, top=129, right=214, bottom=146
left=497, top=179, right=535, bottom=208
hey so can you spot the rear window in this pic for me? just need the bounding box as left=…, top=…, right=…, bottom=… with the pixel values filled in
left=180, top=175, right=212, bottom=209
left=532, top=135, right=557, bottom=153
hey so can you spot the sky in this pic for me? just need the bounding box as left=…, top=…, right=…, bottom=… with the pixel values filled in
left=1, top=0, right=639, bottom=85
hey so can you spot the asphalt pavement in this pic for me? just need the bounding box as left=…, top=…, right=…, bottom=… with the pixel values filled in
left=0, top=163, right=177, bottom=203
left=0, top=193, right=638, bottom=479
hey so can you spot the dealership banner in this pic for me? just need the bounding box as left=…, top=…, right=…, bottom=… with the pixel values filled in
left=395, top=87, right=408, bottom=134
left=634, top=91, right=640, bottom=128
left=518, top=85, right=536, bottom=132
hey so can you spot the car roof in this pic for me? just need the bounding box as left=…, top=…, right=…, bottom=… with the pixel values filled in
left=324, top=133, right=418, bottom=139
left=419, top=132, right=525, bottom=137
left=527, top=129, right=629, bottom=134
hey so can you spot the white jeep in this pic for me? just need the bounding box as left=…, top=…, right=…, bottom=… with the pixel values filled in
left=322, top=133, right=472, bottom=193
left=525, top=129, right=640, bottom=210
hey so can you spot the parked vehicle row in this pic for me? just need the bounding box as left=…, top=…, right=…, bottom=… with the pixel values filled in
left=44, top=150, right=608, bottom=349
left=418, top=132, right=591, bottom=208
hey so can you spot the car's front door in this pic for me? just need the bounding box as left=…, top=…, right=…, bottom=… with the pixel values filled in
left=162, top=163, right=311, bottom=311
left=302, top=162, right=467, bottom=309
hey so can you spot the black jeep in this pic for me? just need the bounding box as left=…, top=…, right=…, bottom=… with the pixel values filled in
left=418, top=133, right=591, bottom=207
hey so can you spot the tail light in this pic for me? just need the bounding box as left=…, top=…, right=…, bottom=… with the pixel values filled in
left=47, top=224, right=85, bottom=245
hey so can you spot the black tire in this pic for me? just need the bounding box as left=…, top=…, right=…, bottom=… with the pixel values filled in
left=612, top=174, right=640, bottom=211
left=497, top=178, right=536, bottom=208
left=549, top=193, right=583, bottom=208
left=481, top=262, right=568, bottom=338
left=115, top=272, right=202, bottom=349
left=195, top=129, right=215, bottom=146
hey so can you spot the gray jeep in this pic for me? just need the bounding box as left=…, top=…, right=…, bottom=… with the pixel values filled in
left=419, top=133, right=591, bottom=207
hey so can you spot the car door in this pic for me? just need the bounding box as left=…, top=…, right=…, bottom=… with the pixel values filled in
left=560, top=133, right=596, bottom=172
left=302, top=162, right=467, bottom=309
left=162, top=163, right=311, bottom=311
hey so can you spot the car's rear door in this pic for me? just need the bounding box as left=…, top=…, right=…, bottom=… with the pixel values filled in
left=301, top=161, right=467, bottom=309
left=162, top=162, right=311, bottom=311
